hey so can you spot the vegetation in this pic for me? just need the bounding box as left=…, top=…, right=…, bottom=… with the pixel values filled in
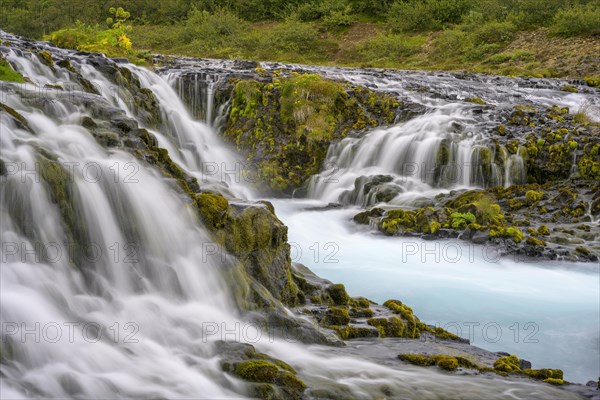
left=0, top=58, right=25, bottom=83
left=1, top=1, right=598, bottom=78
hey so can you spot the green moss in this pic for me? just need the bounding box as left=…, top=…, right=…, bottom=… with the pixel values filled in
left=433, top=355, right=459, bottom=371
left=367, top=316, right=404, bottom=337
left=509, top=198, right=527, bottom=210
left=490, top=227, right=524, bottom=243
left=326, top=284, right=350, bottom=306
left=493, top=355, right=521, bottom=373
left=398, top=354, right=463, bottom=371
left=398, top=354, right=435, bottom=366
left=38, top=156, right=91, bottom=264
left=526, top=236, right=546, bottom=247
left=0, top=59, right=25, bottom=83
left=224, top=75, right=399, bottom=194
left=324, top=307, right=350, bottom=325
left=331, top=325, right=378, bottom=340
left=543, top=378, right=564, bottom=385
left=449, top=212, right=476, bottom=229
left=0, top=103, right=31, bottom=131
left=497, top=124, right=506, bottom=136
left=234, top=360, right=280, bottom=383
left=275, top=371, right=307, bottom=393
left=350, top=297, right=371, bottom=308
left=384, top=299, right=420, bottom=338
left=578, top=143, right=600, bottom=180
left=525, top=190, right=543, bottom=205
left=194, top=192, right=229, bottom=229
left=523, top=368, right=563, bottom=380
left=425, top=326, right=462, bottom=341
left=584, top=77, right=600, bottom=88
left=575, top=246, right=591, bottom=256
left=37, top=51, right=54, bottom=67
left=465, top=97, right=486, bottom=105
left=349, top=307, right=374, bottom=318
left=560, top=84, right=578, bottom=93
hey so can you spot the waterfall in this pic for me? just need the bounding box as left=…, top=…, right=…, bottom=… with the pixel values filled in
left=0, top=32, right=592, bottom=399
left=306, top=104, right=507, bottom=206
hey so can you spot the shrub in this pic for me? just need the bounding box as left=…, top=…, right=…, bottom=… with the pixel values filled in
left=428, top=0, right=474, bottom=25
left=181, top=8, right=247, bottom=49
left=296, top=0, right=349, bottom=22
left=271, top=18, right=320, bottom=53
left=356, top=34, right=425, bottom=62
left=551, top=3, right=600, bottom=37
left=388, top=1, right=440, bottom=33
left=433, top=20, right=517, bottom=62
left=507, top=0, right=564, bottom=29
left=322, top=6, right=354, bottom=30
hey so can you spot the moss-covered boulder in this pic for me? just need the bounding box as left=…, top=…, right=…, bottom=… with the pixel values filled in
left=218, top=341, right=306, bottom=400
left=222, top=73, right=403, bottom=195
left=198, top=198, right=300, bottom=308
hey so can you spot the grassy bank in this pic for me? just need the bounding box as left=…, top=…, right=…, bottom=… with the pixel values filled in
left=129, top=22, right=599, bottom=79
left=2, top=1, right=599, bottom=79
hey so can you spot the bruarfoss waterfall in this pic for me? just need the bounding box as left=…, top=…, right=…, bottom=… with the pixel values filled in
left=0, top=32, right=597, bottom=399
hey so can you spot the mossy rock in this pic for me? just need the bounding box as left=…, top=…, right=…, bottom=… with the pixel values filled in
left=490, top=227, right=524, bottom=243
left=37, top=51, right=54, bottom=67
left=538, top=225, right=551, bottom=236
left=523, top=368, right=563, bottom=380
left=383, top=300, right=420, bottom=338
left=494, top=355, right=521, bottom=373
left=353, top=208, right=384, bottom=225
left=223, top=74, right=402, bottom=194
left=433, top=355, right=459, bottom=371
left=326, top=284, right=350, bottom=306
left=233, top=358, right=306, bottom=400
left=234, top=360, right=280, bottom=383
left=323, top=307, right=350, bottom=325
left=367, top=316, right=404, bottom=337
left=1, top=103, right=32, bottom=132
left=195, top=192, right=229, bottom=229
left=398, top=354, right=466, bottom=372
left=526, top=236, right=546, bottom=247
left=331, top=325, right=379, bottom=340
left=398, top=354, right=435, bottom=366
left=525, top=190, right=543, bottom=205
left=38, top=155, right=91, bottom=265
left=543, top=378, right=564, bottom=385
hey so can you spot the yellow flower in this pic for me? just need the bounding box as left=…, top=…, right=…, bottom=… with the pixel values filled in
left=118, top=34, right=132, bottom=49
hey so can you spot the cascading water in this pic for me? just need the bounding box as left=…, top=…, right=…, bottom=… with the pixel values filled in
left=286, top=64, right=598, bottom=207
left=0, top=33, right=595, bottom=399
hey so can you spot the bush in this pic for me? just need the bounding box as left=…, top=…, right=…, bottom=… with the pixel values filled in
left=322, top=6, right=354, bottom=30
left=433, top=20, right=517, bottom=62
left=388, top=1, right=439, bottom=32
left=271, top=18, right=321, bottom=53
left=296, top=0, right=349, bottom=21
left=507, top=0, right=564, bottom=29
left=356, top=34, right=425, bottom=62
left=388, top=0, right=473, bottom=33
left=429, top=0, right=474, bottom=25
left=181, top=8, right=247, bottom=49
left=551, top=3, right=600, bottom=37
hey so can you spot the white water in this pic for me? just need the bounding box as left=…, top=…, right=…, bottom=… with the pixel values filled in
left=0, top=34, right=596, bottom=399
left=272, top=198, right=600, bottom=384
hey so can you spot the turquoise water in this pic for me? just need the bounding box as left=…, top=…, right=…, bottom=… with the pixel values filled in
left=272, top=199, right=600, bottom=384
